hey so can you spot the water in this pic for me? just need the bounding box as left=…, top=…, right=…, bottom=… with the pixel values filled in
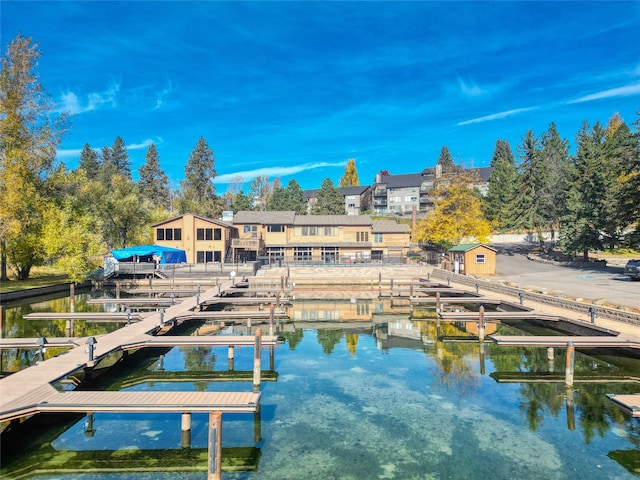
left=1, top=296, right=639, bottom=479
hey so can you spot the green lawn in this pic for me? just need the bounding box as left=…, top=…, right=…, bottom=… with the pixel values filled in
left=0, top=267, right=71, bottom=293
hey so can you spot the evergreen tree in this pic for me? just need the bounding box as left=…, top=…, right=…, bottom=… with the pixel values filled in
left=483, top=156, right=518, bottom=229
left=177, top=136, right=221, bottom=218
left=233, top=192, right=254, bottom=212
left=512, top=130, right=549, bottom=248
left=0, top=35, right=68, bottom=280
left=111, top=136, right=131, bottom=178
left=620, top=112, right=640, bottom=247
left=268, top=178, right=307, bottom=213
left=490, top=139, right=515, bottom=167
left=339, top=158, right=359, bottom=187
left=312, top=178, right=344, bottom=214
left=539, top=123, right=571, bottom=243
left=78, top=143, right=100, bottom=177
left=437, top=145, right=455, bottom=169
left=138, top=143, right=170, bottom=210
left=560, top=121, right=608, bottom=259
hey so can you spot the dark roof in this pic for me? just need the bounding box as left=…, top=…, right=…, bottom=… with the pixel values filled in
left=233, top=211, right=297, bottom=224
left=304, top=185, right=371, bottom=199
left=375, top=173, right=425, bottom=189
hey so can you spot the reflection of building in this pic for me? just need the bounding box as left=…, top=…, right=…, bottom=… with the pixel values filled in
left=153, top=213, right=411, bottom=265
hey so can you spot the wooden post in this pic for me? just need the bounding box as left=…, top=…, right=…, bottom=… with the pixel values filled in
left=547, top=347, right=555, bottom=373
left=253, top=328, right=262, bottom=390
left=254, top=403, right=262, bottom=442
left=436, top=291, right=440, bottom=312
left=565, top=342, right=575, bottom=387
left=228, top=345, right=235, bottom=371
left=565, top=387, right=576, bottom=431
left=479, top=342, right=485, bottom=375
left=208, top=411, right=222, bottom=480
left=390, top=278, right=394, bottom=298
left=116, top=282, right=120, bottom=299
left=70, top=283, right=75, bottom=313
left=269, top=345, right=275, bottom=371
left=181, top=413, right=192, bottom=448
left=478, top=306, right=485, bottom=342
left=269, top=304, right=275, bottom=336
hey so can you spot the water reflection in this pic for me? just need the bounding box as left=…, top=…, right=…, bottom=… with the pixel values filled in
left=1, top=297, right=639, bottom=478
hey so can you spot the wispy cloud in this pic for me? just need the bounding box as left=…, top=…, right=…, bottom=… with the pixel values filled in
left=214, top=161, right=347, bottom=184
left=565, top=82, right=640, bottom=104
left=153, top=80, right=173, bottom=110
left=128, top=138, right=160, bottom=150
left=56, top=137, right=161, bottom=161
left=58, top=81, right=121, bottom=114
left=457, top=78, right=489, bottom=98
left=457, top=107, right=539, bottom=126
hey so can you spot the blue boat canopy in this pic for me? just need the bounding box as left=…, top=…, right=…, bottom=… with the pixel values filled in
left=111, top=244, right=187, bottom=264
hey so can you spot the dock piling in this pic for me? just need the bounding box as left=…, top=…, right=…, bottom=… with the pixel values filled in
left=253, top=328, right=262, bottom=390
left=565, top=342, right=575, bottom=386
left=181, top=413, right=192, bottom=448
left=208, top=411, right=222, bottom=480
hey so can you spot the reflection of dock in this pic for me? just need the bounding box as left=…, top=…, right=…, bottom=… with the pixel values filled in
left=490, top=335, right=640, bottom=349
left=491, top=371, right=640, bottom=384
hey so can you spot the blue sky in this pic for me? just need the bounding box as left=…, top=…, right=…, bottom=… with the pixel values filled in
left=3, top=1, right=639, bottom=193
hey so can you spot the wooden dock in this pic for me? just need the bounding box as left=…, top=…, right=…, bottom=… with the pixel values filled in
left=0, top=279, right=280, bottom=425
left=606, top=394, right=640, bottom=417
left=438, top=311, right=559, bottom=321
left=0, top=337, right=79, bottom=349
left=23, top=312, right=145, bottom=321
left=490, top=335, right=640, bottom=349
left=122, top=334, right=281, bottom=350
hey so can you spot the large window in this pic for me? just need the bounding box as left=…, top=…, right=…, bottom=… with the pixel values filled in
left=294, top=247, right=312, bottom=262
left=356, top=231, right=369, bottom=242
left=267, top=224, right=284, bottom=232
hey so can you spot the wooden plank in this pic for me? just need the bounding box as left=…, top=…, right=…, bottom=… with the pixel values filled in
left=490, top=335, right=640, bottom=348
left=0, top=337, right=79, bottom=349
left=606, top=394, right=640, bottom=417
left=23, top=312, right=144, bottom=321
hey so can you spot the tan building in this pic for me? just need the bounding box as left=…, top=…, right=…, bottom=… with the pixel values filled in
left=152, top=212, right=411, bottom=265
left=152, top=214, right=233, bottom=264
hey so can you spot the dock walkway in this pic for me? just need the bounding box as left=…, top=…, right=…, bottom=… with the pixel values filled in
left=0, top=280, right=276, bottom=423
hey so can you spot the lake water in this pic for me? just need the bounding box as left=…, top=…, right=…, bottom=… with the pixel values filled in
left=1, top=295, right=639, bottom=479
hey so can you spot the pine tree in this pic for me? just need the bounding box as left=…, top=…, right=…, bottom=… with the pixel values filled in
left=483, top=157, right=518, bottom=229
left=339, top=158, right=359, bottom=187
left=268, top=178, right=307, bottom=213
left=177, top=136, right=221, bottom=218
left=490, top=139, right=515, bottom=167
left=512, top=130, right=549, bottom=247
left=560, top=122, right=607, bottom=259
left=312, top=178, right=344, bottom=214
left=111, top=136, right=131, bottom=178
left=437, top=146, right=455, bottom=169
left=539, top=123, right=571, bottom=243
left=138, top=143, right=170, bottom=210
left=78, top=143, right=100, bottom=177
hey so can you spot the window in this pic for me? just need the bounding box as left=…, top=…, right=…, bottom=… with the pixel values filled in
left=476, top=254, right=486, bottom=264
left=205, top=228, right=213, bottom=240
left=309, top=226, right=316, bottom=235
left=294, top=247, right=312, bottom=261
left=156, top=229, right=165, bottom=241
left=173, top=228, right=181, bottom=240
left=374, top=233, right=383, bottom=243
left=267, top=224, right=284, bottom=233
left=357, top=231, right=369, bottom=242
left=244, top=225, right=251, bottom=233
left=214, top=228, right=222, bottom=240
left=166, top=229, right=173, bottom=241
left=197, top=228, right=204, bottom=241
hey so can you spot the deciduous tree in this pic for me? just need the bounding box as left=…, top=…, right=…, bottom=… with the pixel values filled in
left=414, top=171, right=490, bottom=248
left=339, top=158, right=359, bottom=187
left=0, top=35, right=67, bottom=279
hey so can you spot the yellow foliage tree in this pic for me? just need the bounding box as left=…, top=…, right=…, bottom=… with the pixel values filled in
left=339, top=158, right=359, bottom=187
left=413, top=170, right=491, bottom=248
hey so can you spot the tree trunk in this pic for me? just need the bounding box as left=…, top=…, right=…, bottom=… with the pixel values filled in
left=0, top=240, right=8, bottom=281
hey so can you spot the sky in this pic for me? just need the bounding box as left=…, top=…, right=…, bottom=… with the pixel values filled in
left=2, top=1, right=639, bottom=193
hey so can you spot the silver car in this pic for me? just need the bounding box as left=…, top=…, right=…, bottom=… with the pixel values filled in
left=624, top=259, right=640, bottom=281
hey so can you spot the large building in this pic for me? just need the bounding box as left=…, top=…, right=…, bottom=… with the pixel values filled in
left=372, top=166, right=494, bottom=217
left=304, top=186, right=372, bottom=215
left=152, top=212, right=411, bottom=265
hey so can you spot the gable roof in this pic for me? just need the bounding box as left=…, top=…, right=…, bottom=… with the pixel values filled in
left=151, top=214, right=232, bottom=228
left=448, top=243, right=496, bottom=252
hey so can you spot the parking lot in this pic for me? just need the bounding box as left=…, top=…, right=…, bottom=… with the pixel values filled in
left=492, top=245, right=639, bottom=311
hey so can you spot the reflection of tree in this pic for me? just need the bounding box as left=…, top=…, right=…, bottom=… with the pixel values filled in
left=316, top=329, right=343, bottom=355
left=345, top=333, right=358, bottom=356
left=181, top=347, right=215, bottom=392
left=280, top=329, right=304, bottom=350
left=574, top=384, right=629, bottom=444
left=420, top=322, right=480, bottom=395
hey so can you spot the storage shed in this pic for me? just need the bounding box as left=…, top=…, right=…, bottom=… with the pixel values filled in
left=445, top=244, right=496, bottom=276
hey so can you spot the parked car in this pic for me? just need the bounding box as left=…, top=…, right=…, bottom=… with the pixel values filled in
left=624, top=259, right=640, bottom=281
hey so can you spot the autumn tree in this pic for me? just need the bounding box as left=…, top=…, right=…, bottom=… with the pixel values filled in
left=339, top=158, right=359, bottom=187
left=0, top=35, right=67, bottom=280
left=138, top=143, right=170, bottom=210
left=249, top=176, right=274, bottom=212
left=312, top=178, right=344, bottom=215
left=414, top=171, right=490, bottom=248
left=177, top=136, right=222, bottom=218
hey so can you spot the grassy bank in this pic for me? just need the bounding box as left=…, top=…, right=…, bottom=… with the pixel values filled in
left=0, top=267, right=71, bottom=293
